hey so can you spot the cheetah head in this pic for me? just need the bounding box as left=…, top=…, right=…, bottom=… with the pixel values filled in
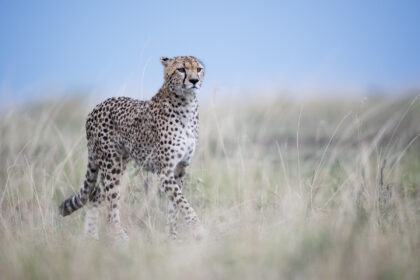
left=160, top=56, right=205, bottom=95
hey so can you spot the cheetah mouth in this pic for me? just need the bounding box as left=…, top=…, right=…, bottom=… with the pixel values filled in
left=183, top=85, right=200, bottom=91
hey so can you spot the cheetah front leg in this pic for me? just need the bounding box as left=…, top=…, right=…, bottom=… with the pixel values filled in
left=167, top=200, right=179, bottom=239
left=167, top=162, right=187, bottom=239
left=160, top=168, right=204, bottom=240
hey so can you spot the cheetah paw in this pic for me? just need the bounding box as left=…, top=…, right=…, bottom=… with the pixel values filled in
left=192, top=223, right=206, bottom=241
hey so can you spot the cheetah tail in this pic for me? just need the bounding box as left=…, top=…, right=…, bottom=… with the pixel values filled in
left=59, top=160, right=99, bottom=216
left=59, top=193, right=86, bottom=216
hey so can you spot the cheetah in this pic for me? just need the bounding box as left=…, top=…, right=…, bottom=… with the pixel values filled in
left=59, top=56, right=205, bottom=240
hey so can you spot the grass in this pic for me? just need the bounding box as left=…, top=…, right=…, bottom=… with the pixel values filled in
left=0, top=94, right=419, bottom=279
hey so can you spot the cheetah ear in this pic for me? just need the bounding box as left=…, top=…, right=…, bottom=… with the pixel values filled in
left=160, top=56, right=171, bottom=67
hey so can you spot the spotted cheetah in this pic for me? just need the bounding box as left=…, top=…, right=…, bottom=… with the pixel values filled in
left=59, top=56, right=205, bottom=240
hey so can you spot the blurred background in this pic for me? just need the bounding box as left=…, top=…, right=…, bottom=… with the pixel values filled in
left=1, top=0, right=420, bottom=106
left=1, top=2, right=420, bottom=279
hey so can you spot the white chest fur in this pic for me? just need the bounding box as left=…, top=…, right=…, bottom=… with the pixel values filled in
left=175, top=101, right=197, bottom=163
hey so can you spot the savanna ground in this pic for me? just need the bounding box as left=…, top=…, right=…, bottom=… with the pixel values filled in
left=0, top=93, right=419, bottom=280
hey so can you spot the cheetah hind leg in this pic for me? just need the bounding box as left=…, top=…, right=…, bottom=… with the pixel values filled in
left=104, top=175, right=128, bottom=241
left=84, top=174, right=105, bottom=239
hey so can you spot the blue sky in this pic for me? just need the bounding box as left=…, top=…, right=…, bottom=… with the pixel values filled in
left=1, top=0, right=419, bottom=102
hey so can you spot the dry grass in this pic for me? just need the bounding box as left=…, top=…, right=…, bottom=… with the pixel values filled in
left=0, top=94, right=419, bottom=280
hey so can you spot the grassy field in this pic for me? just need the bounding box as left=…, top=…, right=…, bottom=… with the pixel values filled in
left=0, top=94, right=419, bottom=279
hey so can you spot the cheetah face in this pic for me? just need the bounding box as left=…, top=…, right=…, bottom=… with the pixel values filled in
left=160, top=56, right=205, bottom=95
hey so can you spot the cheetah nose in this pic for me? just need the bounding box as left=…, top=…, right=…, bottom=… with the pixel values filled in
left=189, top=78, right=199, bottom=85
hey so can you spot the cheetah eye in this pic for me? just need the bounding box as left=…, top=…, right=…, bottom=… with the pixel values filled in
left=177, top=68, right=185, bottom=73
left=197, top=67, right=202, bottom=73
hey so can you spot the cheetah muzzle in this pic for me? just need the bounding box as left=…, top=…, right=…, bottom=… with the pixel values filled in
left=59, top=56, right=205, bottom=240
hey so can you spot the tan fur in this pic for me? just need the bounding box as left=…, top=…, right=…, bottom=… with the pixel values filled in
left=59, top=56, right=205, bottom=240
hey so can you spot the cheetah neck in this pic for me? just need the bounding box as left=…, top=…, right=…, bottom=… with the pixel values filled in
left=152, top=86, right=198, bottom=108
